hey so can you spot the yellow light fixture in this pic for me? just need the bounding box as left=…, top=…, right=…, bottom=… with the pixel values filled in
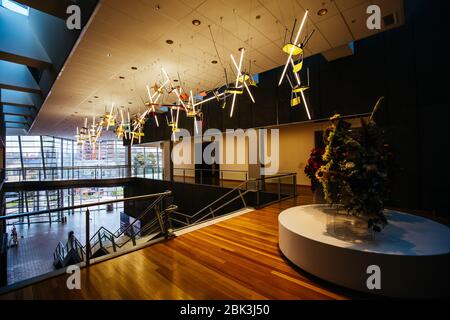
left=282, top=43, right=303, bottom=56
left=279, top=10, right=309, bottom=86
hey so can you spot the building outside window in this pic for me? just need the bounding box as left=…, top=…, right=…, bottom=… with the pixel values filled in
left=131, top=146, right=162, bottom=179
left=5, top=136, right=129, bottom=181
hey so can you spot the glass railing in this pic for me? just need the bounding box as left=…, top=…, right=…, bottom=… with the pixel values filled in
left=0, top=191, right=175, bottom=289
left=169, top=173, right=297, bottom=230
left=4, top=165, right=163, bottom=182
left=132, top=166, right=163, bottom=179
left=4, top=165, right=128, bottom=182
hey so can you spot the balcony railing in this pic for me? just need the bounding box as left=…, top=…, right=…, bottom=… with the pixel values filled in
left=3, top=165, right=164, bottom=182
left=0, top=191, right=175, bottom=289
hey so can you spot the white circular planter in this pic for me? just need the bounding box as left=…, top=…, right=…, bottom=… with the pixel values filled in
left=279, top=205, right=450, bottom=298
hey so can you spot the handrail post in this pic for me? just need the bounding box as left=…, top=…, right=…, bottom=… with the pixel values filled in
left=155, top=200, right=167, bottom=238
left=293, top=174, right=297, bottom=197
left=111, top=235, right=116, bottom=252
left=98, top=232, right=102, bottom=248
left=256, top=184, right=260, bottom=207
left=111, top=234, right=117, bottom=252
left=130, top=225, right=136, bottom=246
left=85, top=208, right=91, bottom=266
left=278, top=178, right=281, bottom=201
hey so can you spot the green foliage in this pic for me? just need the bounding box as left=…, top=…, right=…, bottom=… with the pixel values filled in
left=133, top=152, right=145, bottom=167
left=316, top=111, right=393, bottom=232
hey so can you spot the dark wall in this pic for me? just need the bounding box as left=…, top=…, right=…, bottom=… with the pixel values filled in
left=124, top=178, right=280, bottom=219
left=125, top=179, right=245, bottom=217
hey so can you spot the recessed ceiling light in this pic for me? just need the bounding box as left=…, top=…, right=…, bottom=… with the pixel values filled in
left=211, top=60, right=218, bottom=64
left=166, top=39, right=174, bottom=44
left=317, top=8, right=328, bottom=16
left=192, top=19, right=201, bottom=26
left=131, top=66, right=138, bottom=70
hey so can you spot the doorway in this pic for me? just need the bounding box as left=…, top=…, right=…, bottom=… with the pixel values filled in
left=195, top=142, right=220, bottom=185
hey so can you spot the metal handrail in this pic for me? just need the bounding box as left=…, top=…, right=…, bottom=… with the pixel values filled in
left=88, top=195, right=164, bottom=248
left=172, top=168, right=248, bottom=173
left=4, top=165, right=131, bottom=171
left=47, top=191, right=173, bottom=268
left=169, top=173, right=297, bottom=227
left=0, top=191, right=172, bottom=221
left=185, top=180, right=249, bottom=220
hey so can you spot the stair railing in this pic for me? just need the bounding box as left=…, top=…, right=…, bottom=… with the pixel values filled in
left=168, top=173, right=297, bottom=230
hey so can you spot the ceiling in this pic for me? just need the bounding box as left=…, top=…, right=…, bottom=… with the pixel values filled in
left=29, top=0, right=404, bottom=138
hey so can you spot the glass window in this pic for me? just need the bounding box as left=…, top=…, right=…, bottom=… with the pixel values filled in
left=5, top=135, right=129, bottom=181
left=131, top=146, right=163, bottom=179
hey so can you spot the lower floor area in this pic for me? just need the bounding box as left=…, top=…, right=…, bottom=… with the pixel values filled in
left=0, top=187, right=366, bottom=299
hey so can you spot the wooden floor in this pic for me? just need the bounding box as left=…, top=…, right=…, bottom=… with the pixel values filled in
left=0, top=187, right=362, bottom=300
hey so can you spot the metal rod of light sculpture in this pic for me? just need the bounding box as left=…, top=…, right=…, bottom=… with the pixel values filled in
left=193, top=92, right=225, bottom=107
left=149, top=85, right=153, bottom=104
left=278, top=10, right=308, bottom=86
left=151, top=79, right=169, bottom=101
left=300, top=89, right=311, bottom=120
left=290, top=58, right=301, bottom=86
left=230, top=53, right=255, bottom=103
left=162, top=68, right=187, bottom=109
left=146, top=85, right=160, bottom=127
left=230, top=48, right=245, bottom=117
left=194, top=117, right=199, bottom=134
left=106, top=103, right=115, bottom=130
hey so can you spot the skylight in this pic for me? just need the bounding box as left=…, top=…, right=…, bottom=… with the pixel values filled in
left=1, top=0, right=29, bottom=16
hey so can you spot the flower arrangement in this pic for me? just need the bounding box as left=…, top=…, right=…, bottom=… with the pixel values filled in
left=316, top=97, right=393, bottom=232
left=304, top=147, right=325, bottom=191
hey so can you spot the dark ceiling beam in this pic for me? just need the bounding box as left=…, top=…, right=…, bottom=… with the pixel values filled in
left=0, top=102, right=37, bottom=110
left=0, top=84, right=41, bottom=95
left=5, top=120, right=30, bottom=125
left=0, top=51, right=53, bottom=70
left=3, top=112, right=33, bottom=118
left=14, top=0, right=75, bottom=20
left=5, top=126, right=28, bottom=131
left=0, top=102, right=34, bottom=108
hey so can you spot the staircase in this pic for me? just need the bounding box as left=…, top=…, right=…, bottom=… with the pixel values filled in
left=53, top=196, right=177, bottom=269
left=53, top=238, right=85, bottom=269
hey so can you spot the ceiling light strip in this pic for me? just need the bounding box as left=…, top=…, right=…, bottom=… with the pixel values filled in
left=278, top=10, right=308, bottom=86
left=230, top=54, right=255, bottom=103
left=230, top=48, right=245, bottom=117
